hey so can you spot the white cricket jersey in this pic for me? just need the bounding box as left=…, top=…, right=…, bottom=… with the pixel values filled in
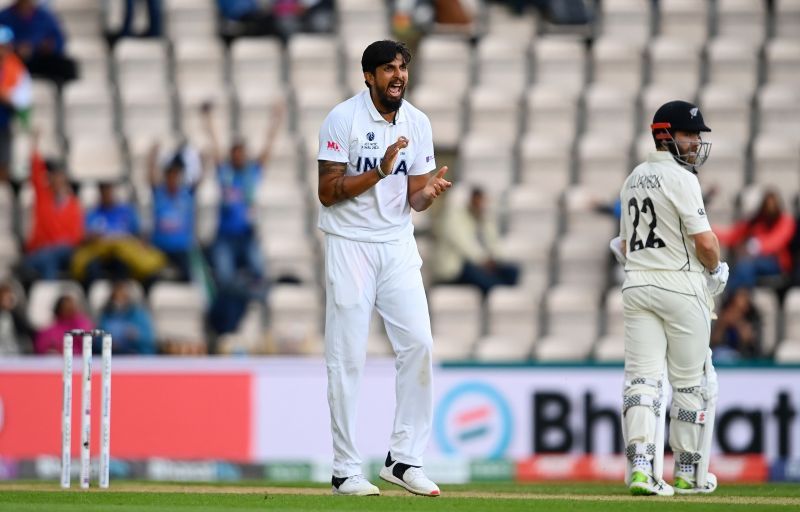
left=317, top=89, right=437, bottom=242
left=619, top=151, right=712, bottom=276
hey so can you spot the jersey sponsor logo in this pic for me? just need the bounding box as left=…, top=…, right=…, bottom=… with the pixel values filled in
left=326, top=141, right=341, bottom=152
left=355, top=157, right=408, bottom=175
left=434, top=381, right=513, bottom=459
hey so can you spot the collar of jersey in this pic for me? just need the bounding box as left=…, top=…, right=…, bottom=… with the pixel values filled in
left=362, top=89, right=407, bottom=124
left=647, top=151, right=675, bottom=163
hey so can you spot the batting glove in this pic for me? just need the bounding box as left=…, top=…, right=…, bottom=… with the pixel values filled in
left=705, top=262, right=729, bottom=297
left=609, top=236, right=627, bottom=266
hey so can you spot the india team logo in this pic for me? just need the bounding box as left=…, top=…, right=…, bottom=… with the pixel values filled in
left=434, top=382, right=512, bottom=459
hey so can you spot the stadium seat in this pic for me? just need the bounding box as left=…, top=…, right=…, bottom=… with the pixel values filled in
left=518, top=132, right=572, bottom=195
left=657, top=0, right=709, bottom=45
left=113, top=39, right=171, bottom=95
left=648, top=36, right=702, bottom=91
left=342, top=36, right=390, bottom=95
left=62, top=80, right=115, bottom=137
left=67, top=135, right=125, bottom=184
left=194, top=177, right=220, bottom=246
left=119, top=84, right=176, bottom=139
left=697, top=137, right=746, bottom=198
left=590, top=36, right=644, bottom=93
left=705, top=37, right=759, bottom=95
left=765, top=38, right=800, bottom=85
left=640, top=83, right=698, bottom=132
left=598, top=0, right=651, bottom=43
left=475, top=35, right=528, bottom=94
left=177, top=85, right=232, bottom=146
left=408, top=87, right=462, bottom=151
left=0, top=232, right=19, bottom=277
left=485, top=2, right=537, bottom=42
left=554, top=232, right=610, bottom=290
left=594, top=335, right=624, bottom=361
left=752, top=135, right=800, bottom=204
left=27, top=280, right=87, bottom=331
left=505, top=185, right=559, bottom=240
left=29, top=81, right=58, bottom=140
left=230, top=37, right=285, bottom=93
left=757, top=83, right=800, bottom=136
left=148, top=282, right=206, bottom=345
left=576, top=132, right=631, bottom=196
left=776, top=289, right=800, bottom=363
left=164, top=0, right=217, bottom=40
left=337, top=0, right=389, bottom=41
left=53, top=0, right=104, bottom=39
left=524, top=84, right=580, bottom=140
left=752, top=287, right=780, bottom=357
left=429, top=285, right=483, bottom=360
left=254, top=182, right=308, bottom=239
left=0, top=182, right=14, bottom=234
left=295, top=87, right=348, bottom=148
left=458, top=133, right=515, bottom=194
left=66, top=38, right=109, bottom=85
left=483, top=285, right=540, bottom=348
left=235, top=86, right=289, bottom=139
left=467, top=86, right=522, bottom=140
left=537, top=284, right=599, bottom=360
left=496, top=232, right=552, bottom=290
left=262, top=235, right=317, bottom=284
left=698, top=84, right=752, bottom=144
left=775, top=0, right=800, bottom=39
left=287, top=34, right=341, bottom=91
left=531, top=36, right=586, bottom=94
left=268, top=285, right=323, bottom=354
left=715, top=0, right=766, bottom=42
left=173, top=39, right=226, bottom=92
left=563, top=186, right=618, bottom=236
left=583, top=84, right=637, bottom=143
left=415, top=36, right=472, bottom=97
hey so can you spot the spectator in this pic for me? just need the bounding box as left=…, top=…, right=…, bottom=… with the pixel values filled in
left=710, top=288, right=761, bottom=362
left=22, top=138, right=83, bottom=281
left=70, top=182, right=167, bottom=284
left=98, top=280, right=156, bottom=354
left=715, top=189, right=796, bottom=291
left=217, top=0, right=333, bottom=40
left=217, top=0, right=277, bottom=37
left=433, top=186, right=519, bottom=296
left=34, top=294, right=92, bottom=354
left=203, top=101, right=283, bottom=289
left=0, top=281, right=33, bottom=354
left=147, top=146, right=198, bottom=281
left=0, top=24, right=31, bottom=183
left=115, top=0, right=162, bottom=39
left=0, top=0, right=78, bottom=84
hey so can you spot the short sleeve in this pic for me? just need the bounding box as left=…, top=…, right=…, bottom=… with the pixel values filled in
left=672, top=175, right=711, bottom=235
left=410, top=114, right=436, bottom=175
left=317, top=107, right=350, bottom=163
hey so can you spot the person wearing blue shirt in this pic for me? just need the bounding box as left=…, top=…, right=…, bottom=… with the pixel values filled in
left=0, top=0, right=77, bottom=84
left=202, top=102, right=283, bottom=288
left=99, top=280, right=157, bottom=355
left=148, top=148, right=198, bottom=281
left=71, top=182, right=167, bottom=283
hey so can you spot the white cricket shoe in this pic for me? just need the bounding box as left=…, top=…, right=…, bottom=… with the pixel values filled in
left=331, top=474, right=380, bottom=496
left=379, top=453, right=440, bottom=497
left=674, top=472, right=718, bottom=495
left=628, top=469, right=674, bottom=497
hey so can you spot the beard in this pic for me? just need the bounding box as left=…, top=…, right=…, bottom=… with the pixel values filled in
left=375, top=85, right=404, bottom=113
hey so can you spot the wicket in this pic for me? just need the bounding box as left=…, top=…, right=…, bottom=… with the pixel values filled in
left=61, top=329, right=112, bottom=489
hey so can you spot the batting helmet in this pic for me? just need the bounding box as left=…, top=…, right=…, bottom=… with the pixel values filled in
left=651, top=100, right=712, bottom=172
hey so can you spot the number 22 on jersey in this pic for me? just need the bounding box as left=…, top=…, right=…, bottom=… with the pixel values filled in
left=628, top=197, right=666, bottom=252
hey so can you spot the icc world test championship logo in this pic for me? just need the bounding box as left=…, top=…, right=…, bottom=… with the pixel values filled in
left=434, top=382, right=513, bottom=459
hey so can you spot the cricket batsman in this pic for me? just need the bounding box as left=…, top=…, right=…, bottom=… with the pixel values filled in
left=611, top=100, right=729, bottom=496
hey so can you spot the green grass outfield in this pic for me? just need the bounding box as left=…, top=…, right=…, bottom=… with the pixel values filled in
left=2, top=481, right=800, bottom=511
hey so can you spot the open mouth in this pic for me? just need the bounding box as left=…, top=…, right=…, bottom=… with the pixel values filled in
left=387, top=82, right=404, bottom=97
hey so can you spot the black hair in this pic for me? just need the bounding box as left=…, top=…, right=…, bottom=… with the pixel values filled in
left=53, top=295, right=73, bottom=316
left=361, top=40, right=411, bottom=89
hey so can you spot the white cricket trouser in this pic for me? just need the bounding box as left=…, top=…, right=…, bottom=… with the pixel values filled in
left=622, top=272, right=712, bottom=456
left=324, top=234, right=434, bottom=478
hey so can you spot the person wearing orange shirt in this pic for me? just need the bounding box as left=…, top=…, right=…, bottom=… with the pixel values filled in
left=714, top=189, right=796, bottom=291
left=23, top=140, right=83, bottom=280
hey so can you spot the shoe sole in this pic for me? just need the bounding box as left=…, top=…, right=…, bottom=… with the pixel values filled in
left=379, top=468, right=440, bottom=497
left=673, top=487, right=717, bottom=495
left=331, top=486, right=380, bottom=496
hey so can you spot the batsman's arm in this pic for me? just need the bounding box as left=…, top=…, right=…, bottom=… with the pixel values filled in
left=318, top=160, right=382, bottom=207
left=692, top=230, right=721, bottom=270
